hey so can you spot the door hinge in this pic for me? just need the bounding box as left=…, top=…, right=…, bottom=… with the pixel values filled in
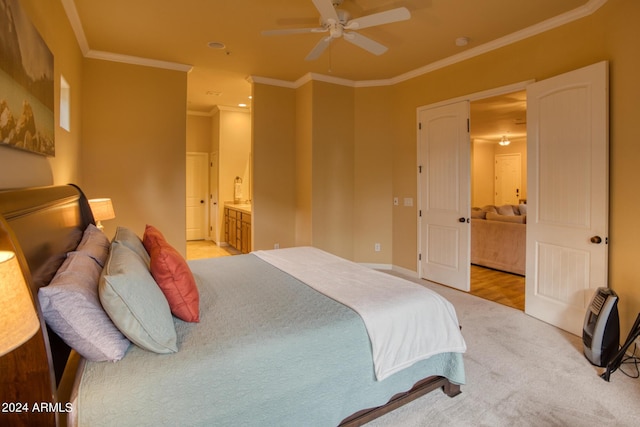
left=419, top=165, right=422, bottom=173
left=467, top=118, right=470, bottom=132
left=419, top=210, right=422, bottom=217
left=419, top=253, right=422, bottom=261
left=418, top=122, right=422, bottom=130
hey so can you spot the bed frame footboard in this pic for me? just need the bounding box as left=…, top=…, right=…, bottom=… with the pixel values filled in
left=339, top=375, right=461, bottom=426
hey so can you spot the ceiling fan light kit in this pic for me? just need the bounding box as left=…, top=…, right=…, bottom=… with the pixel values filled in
left=262, top=0, right=411, bottom=60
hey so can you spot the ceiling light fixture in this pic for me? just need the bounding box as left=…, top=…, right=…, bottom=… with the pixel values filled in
left=499, top=135, right=511, bottom=146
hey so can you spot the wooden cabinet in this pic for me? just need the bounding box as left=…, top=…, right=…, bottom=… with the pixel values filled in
left=240, top=213, right=251, bottom=254
left=224, top=206, right=251, bottom=253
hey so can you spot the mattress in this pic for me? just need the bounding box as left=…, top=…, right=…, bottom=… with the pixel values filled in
left=73, top=254, right=465, bottom=426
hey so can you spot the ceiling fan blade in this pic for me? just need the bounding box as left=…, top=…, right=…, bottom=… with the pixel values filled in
left=311, top=0, right=339, bottom=23
left=343, top=32, right=388, bottom=56
left=262, top=27, right=326, bottom=36
left=305, top=36, right=332, bottom=61
left=345, top=7, right=411, bottom=30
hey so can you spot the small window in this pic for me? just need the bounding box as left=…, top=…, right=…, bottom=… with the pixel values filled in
left=60, top=76, right=70, bottom=131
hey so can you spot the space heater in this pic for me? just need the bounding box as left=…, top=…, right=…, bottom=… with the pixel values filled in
left=583, top=287, right=619, bottom=367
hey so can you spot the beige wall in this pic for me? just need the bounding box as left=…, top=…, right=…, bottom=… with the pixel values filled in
left=0, top=0, right=84, bottom=189
left=354, top=86, right=394, bottom=265
left=295, top=82, right=313, bottom=247
left=2, top=1, right=189, bottom=255
left=254, top=80, right=362, bottom=261
left=218, top=109, right=251, bottom=206
left=215, top=108, right=251, bottom=243
left=80, top=59, right=188, bottom=253
left=254, top=0, right=640, bottom=336
left=388, top=0, right=640, bottom=335
left=252, top=83, right=297, bottom=250
left=310, top=81, right=355, bottom=260
left=8, top=0, right=640, bottom=337
left=186, top=114, right=212, bottom=153
left=472, top=138, right=527, bottom=207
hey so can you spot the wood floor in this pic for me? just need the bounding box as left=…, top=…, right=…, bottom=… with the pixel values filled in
left=186, top=241, right=525, bottom=311
left=186, top=240, right=238, bottom=260
left=470, top=265, right=525, bottom=311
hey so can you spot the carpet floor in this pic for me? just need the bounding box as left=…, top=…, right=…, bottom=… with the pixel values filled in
left=367, top=272, right=640, bottom=427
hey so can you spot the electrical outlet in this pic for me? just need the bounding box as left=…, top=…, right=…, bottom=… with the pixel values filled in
left=393, top=197, right=399, bottom=206
left=374, top=243, right=381, bottom=252
left=274, top=243, right=280, bottom=249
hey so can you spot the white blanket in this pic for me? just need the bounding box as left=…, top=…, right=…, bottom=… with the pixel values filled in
left=253, top=247, right=467, bottom=381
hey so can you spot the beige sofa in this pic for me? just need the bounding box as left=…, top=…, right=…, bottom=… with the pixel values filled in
left=470, top=204, right=526, bottom=276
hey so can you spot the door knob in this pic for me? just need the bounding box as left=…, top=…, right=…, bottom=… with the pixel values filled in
left=458, top=217, right=468, bottom=223
left=200, top=200, right=205, bottom=204
left=590, top=236, right=602, bottom=244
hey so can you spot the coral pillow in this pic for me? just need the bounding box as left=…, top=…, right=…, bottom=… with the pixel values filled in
left=142, top=224, right=164, bottom=253
left=144, top=225, right=200, bottom=322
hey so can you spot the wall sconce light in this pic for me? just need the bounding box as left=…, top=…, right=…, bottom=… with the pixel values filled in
left=88, top=198, right=116, bottom=231
left=499, top=135, right=511, bottom=146
left=0, top=251, right=39, bottom=357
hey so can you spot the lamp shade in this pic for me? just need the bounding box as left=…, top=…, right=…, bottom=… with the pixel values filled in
left=88, top=198, right=116, bottom=222
left=0, top=251, right=39, bottom=357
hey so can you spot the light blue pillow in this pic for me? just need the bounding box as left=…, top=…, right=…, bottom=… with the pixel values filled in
left=113, top=226, right=150, bottom=267
left=38, top=252, right=130, bottom=362
left=99, top=241, right=177, bottom=354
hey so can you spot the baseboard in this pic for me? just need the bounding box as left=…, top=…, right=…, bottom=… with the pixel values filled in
left=391, top=265, right=419, bottom=279
left=358, top=263, right=419, bottom=278
left=360, top=263, right=393, bottom=270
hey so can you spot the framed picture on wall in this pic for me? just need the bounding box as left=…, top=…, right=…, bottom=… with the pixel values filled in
left=0, top=0, right=55, bottom=157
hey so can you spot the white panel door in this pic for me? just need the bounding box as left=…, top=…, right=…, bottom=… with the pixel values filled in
left=419, top=101, right=471, bottom=291
left=495, top=154, right=522, bottom=205
left=186, top=152, right=208, bottom=241
left=210, top=152, right=220, bottom=244
left=526, top=61, right=609, bottom=336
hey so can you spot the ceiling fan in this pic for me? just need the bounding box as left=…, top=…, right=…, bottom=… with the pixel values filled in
left=262, top=0, right=411, bottom=61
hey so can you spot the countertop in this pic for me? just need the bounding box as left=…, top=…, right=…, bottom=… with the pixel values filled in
left=224, top=202, right=251, bottom=214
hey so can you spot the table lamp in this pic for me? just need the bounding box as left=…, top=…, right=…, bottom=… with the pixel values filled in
left=88, top=198, right=116, bottom=231
left=0, top=251, right=39, bottom=357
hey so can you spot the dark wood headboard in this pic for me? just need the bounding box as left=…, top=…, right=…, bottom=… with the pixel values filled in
left=0, top=185, right=94, bottom=427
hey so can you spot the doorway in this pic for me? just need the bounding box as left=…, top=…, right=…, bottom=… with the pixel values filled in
left=186, top=152, right=209, bottom=241
left=419, top=62, right=609, bottom=335
left=469, top=91, right=527, bottom=310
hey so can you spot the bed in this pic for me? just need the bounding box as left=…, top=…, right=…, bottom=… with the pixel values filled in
left=0, top=185, right=466, bottom=427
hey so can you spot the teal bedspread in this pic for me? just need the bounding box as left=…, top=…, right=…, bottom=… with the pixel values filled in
left=77, top=254, right=465, bottom=426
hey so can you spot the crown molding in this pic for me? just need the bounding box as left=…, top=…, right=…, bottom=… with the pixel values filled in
left=214, top=105, right=251, bottom=113
left=61, top=0, right=191, bottom=73
left=85, top=50, right=192, bottom=72
left=62, top=0, right=608, bottom=87
left=60, top=0, right=89, bottom=54
left=187, top=110, right=212, bottom=117
left=246, top=75, right=297, bottom=89
left=253, top=0, right=608, bottom=90
left=384, top=0, right=608, bottom=86
left=187, top=105, right=251, bottom=117
left=297, top=73, right=356, bottom=88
